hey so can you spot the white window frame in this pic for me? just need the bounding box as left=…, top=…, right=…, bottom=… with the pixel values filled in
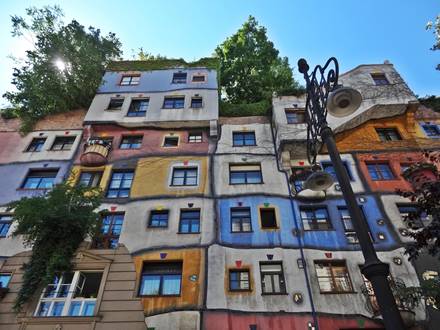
left=34, top=271, right=101, bottom=317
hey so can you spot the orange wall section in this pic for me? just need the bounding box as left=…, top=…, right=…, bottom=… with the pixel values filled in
left=133, top=248, right=205, bottom=315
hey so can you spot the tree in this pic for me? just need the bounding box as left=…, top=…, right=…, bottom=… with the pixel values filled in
left=3, top=6, right=122, bottom=131
left=135, top=47, right=167, bottom=60
left=426, top=15, right=440, bottom=70
left=215, top=16, right=303, bottom=103
left=8, top=182, right=103, bottom=311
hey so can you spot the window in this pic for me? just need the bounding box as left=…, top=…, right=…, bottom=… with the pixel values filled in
left=163, top=97, right=185, bottom=109
left=188, top=132, right=202, bottom=143
left=120, top=75, right=140, bottom=86
left=229, top=269, right=250, bottom=291
left=366, top=163, right=394, bottom=181
left=149, top=210, right=169, bottom=228
left=172, top=72, right=187, bottom=84
left=300, top=207, right=332, bottom=230
left=107, top=98, right=124, bottom=110
left=291, top=167, right=312, bottom=192
left=398, top=205, right=427, bottom=229
left=26, top=138, right=46, bottom=152
left=0, top=273, right=11, bottom=288
left=120, top=135, right=143, bottom=149
left=260, top=262, right=286, bottom=294
left=139, top=262, right=182, bottom=296
left=371, top=73, right=389, bottom=85
left=322, top=162, right=352, bottom=181
left=233, top=132, right=256, bottom=146
left=338, top=207, right=373, bottom=244
left=51, top=136, right=76, bottom=151
left=231, top=207, right=252, bottom=232
left=35, top=271, right=102, bottom=317
left=0, top=215, right=12, bottom=238
left=376, top=128, right=401, bottom=141
left=192, top=74, right=206, bottom=82
left=191, top=97, right=203, bottom=108
left=106, top=171, right=133, bottom=198
left=260, top=208, right=277, bottom=229
left=179, top=210, right=200, bottom=233
left=229, top=164, right=262, bottom=184
left=22, top=169, right=58, bottom=189
left=422, top=124, right=440, bottom=137
left=314, top=260, right=353, bottom=293
left=285, top=109, right=306, bottom=124
left=78, top=172, right=102, bottom=188
left=127, top=99, right=149, bottom=117
left=163, top=136, right=179, bottom=147
left=171, top=167, right=198, bottom=186
left=94, top=213, right=124, bottom=249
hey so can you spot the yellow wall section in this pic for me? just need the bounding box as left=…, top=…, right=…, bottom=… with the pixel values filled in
left=69, top=165, right=113, bottom=190
left=133, top=248, right=204, bottom=315
left=131, top=156, right=209, bottom=197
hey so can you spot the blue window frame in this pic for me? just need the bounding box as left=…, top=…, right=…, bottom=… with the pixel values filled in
left=149, top=210, right=169, bottom=228
left=139, top=262, right=182, bottom=296
left=172, top=72, right=187, bottom=84
left=321, top=162, right=352, bottom=181
left=300, top=206, right=332, bottom=230
left=26, top=137, right=46, bottom=152
left=229, top=164, right=262, bottom=184
left=106, top=171, right=133, bottom=198
left=120, top=135, right=143, bottom=149
left=127, top=99, right=149, bottom=117
left=422, top=124, right=440, bottom=137
left=0, top=215, right=12, bottom=238
left=366, top=163, right=394, bottom=181
left=231, top=207, right=252, bottom=232
left=171, top=167, right=198, bottom=186
left=94, top=213, right=124, bottom=249
left=163, top=97, right=185, bottom=109
left=179, top=210, right=200, bottom=233
left=233, top=132, right=256, bottom=146
left=22, top=169, right=58, bottom=189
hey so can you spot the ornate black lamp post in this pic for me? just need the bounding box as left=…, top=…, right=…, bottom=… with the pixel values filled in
left=297, top=57, right=405, bottom=330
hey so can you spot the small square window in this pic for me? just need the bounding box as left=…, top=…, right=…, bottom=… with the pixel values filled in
left=22, top=169, right=58, bottom=189
left=188, top=132, right=202, bottom=143
left=26, top=137, right=46, bottom=152
left=0, top=215, right=13, bottom=238
left=179, top=210, right=200, bottom=233
left=120, top=136, right=143, bottom=149
left=371, top=73, right=389, bottom=85
left=78, top=171, right=102, bottom=188
left=172, top=72, right=187, bottom=84
left=106, top=171, right=133, bottom=198
left=191, top=97, right=203, bottom=108
left=285, top=109, right=305, bottom=124
left=0, top=273, right=11, bottom=288
left=260, top=208, right=277, bottom=229
left=366, top=162, right=395, bottom=181
left=229, top=269, right=250, bottom=291
left=171, top=167, right=198, bottom=186
left=51, top=136, right=76, bottom=151
left=376, top=128, right=401, bottom=141
left=233, top=132, right=256, bottom=146
left=120, top=75, right=140, bottom=86
left=231, top=207, right=252, bottom=232
left=192, top=75, right=206, bottom=83
left=149, top=210, right=169, bottom=228
left=163, top=97, right=185, bottom=109
left=107, top=98, right=124, bottom=110
left=163, top=136, right=179, bottom=147
left=127, top=99, right=149, bottom=117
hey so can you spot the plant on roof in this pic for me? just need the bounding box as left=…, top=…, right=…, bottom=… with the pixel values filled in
left=8, top=181, right=103, bottom=311
left=3, top=5, right=122, bottom=132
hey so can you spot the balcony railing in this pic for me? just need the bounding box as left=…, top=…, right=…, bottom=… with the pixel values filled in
left=80, top=138, right=112, bottom=167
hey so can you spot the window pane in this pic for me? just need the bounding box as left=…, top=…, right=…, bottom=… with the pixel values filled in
left=0, top=274, right=11, bottom=288
left=246, top=171, right=262, bottom=183
left=68, top=301, right=81, bottom=316
left=82, top=301, right=96, bottom=316
left=140, top=275, right=161, bottom=295
left=50, top=302, right=64, bottom=316
left=37, top=302, right=51, bottom=316
left=162, top=275, right=181, bottom=295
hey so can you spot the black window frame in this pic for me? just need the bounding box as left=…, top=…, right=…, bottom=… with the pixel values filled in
left=25, top=137, right=46, bottom=152
left=375, top=128, right=402, bottom=141
left=148, top=210, right=169, bottom=228
left=163, top=97, right=185, bottom=109
left=163, top=136, right=179, bottom=147
left=93, top=212, right=125, bottom=249
left=230, top=207, right=252, bottom=233
left=172, top=72, right=187, bottom=84
left=120, top=135, right=143, bottom=149
left=229, top=164, right=263, bottom=185
left=139, top=261, right=183, bottom=297
left=106, top=170, right=134, bottom=198
left=259, top=262, right=287, bottom=295
left=22, top=169, right=58, bottom=190
left=178, top=209, right=200, bottom=234
left=127, top=98, right=149, bottom=117
left=192, top=74, right=206, bottom=83
left=51, top=136, right=76, bottom=151
left=337, top=206, right=373, bottom=244
left=285, top=108, right=306, bottom=124
left=232, top=132, right=256, bottom=147
left=229, top=269, right=251, bottom=292
left=0, top=215, right=12, bottom=238
left=371, top=73, right=389, bottom=86
left=170, top=167, right=198, bottom=186
left=107, top=97, right=125, bottom=110
left=78, top=171, right=103, bottom=188
left=260, top=208, right=278, bottom=229
left=190, top=97, right=203, bottom=109
left=300, top=206, right=333, bottom=231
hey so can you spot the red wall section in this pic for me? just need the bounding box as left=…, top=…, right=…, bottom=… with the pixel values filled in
left=76, top=124, right=210, bottom=163
left=356, top=152, right=425, bottom=193
left=203, top=312, right=383, bottom=330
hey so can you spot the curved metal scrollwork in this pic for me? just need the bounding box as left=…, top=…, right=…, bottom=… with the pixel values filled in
left=298, top=57, right=339, bottom=164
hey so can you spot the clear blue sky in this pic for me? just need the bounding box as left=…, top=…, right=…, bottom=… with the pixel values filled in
left=0, top=0, right=438, bottom=107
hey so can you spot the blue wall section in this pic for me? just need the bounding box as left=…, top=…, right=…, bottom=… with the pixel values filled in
left=98, top=68, right=218, bottom=93
left=0, top=161, right=71, bottom=206
left=218, top=195, right=398, bottom=250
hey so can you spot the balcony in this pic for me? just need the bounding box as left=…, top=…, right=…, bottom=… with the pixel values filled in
left=80, top=138, right=112, bottom=167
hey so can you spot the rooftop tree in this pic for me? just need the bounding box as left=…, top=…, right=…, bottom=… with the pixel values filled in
left=426, top=14, right=440, bottom=71
left=3, top=5, right=122, bottom=131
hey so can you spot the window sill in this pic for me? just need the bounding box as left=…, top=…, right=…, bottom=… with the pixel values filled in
left=147, top=226, right=169, bottom=229
left=229, top=289, right=252, bottom=293
left=19, top=316, right=101, bottom=324
left=161, top=107, right=185, bottom=110
left=139, top=294, right=181, bottom=298
left=232, top=145, right=257, bottom=147
left=231, top=231, right=254, bottom=233
left=177, top=232, right=201, bottom=235
left=261, top=292, right=288, bottom=296
left=229, top=182, right=264, bottom=185
left=169, top=185, right=198, bottom=187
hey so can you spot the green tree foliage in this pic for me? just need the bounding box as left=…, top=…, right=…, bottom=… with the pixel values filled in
left=135, top=47, right=167, bottom=60
left=427, top=15, right=440, bottom=70
left=419, top=95, right=440, bottom=112
left=215, top=16, right=304, bottom=103
left=3, top=5, right=122, bottom=131
left=8, top=182, right=103, bottom=311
